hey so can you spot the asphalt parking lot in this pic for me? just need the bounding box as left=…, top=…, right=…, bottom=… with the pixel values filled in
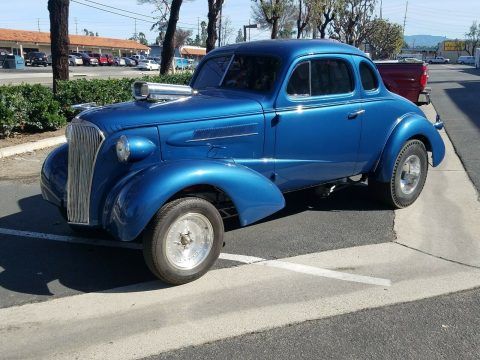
left=0, top=65, right=165, bottom=85
left=0, top=100, right=479, bottom=358
left=429, top=64, right=480, bottom=194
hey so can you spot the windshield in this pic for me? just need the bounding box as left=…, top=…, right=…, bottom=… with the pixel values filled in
left=192, top=54, right=281, bottom=92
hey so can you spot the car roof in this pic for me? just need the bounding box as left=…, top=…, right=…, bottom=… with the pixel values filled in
left=206, top=39, right=367, bottom=62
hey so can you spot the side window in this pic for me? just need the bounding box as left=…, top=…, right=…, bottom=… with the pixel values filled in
left=359, top=62, right=378, bottom=91
left=311, top=59, right=354, bottom=96
left=287, top=62, right=311, bottom=97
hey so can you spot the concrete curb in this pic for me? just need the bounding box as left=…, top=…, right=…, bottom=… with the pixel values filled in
left=0, top=135, right=66, bottom=159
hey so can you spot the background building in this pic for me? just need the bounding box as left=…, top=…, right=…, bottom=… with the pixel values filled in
left=0, top=28, right=149, bottom=57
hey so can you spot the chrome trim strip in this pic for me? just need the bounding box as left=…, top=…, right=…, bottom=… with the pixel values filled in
left=186, top=132, right=259, bottom=142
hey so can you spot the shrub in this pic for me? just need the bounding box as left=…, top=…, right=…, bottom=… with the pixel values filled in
left=0, top=72, right=193, bottom=137
left=0, top=84, right=66, bottom=137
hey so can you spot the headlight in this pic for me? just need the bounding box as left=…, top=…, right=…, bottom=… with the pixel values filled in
left=116, top=135, right=130, bottom=162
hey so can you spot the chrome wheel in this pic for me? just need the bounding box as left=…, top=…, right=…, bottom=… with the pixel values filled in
left=164, top=212, right=214, bottom=270
left=399, top=154, right=421, bottom=195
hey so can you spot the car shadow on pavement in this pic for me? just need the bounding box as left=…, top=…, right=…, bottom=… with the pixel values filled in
left=0, top=184, right=387, bottom=303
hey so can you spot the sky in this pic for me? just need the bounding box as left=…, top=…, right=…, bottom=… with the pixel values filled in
left=0, top=0, right=479, bottom=44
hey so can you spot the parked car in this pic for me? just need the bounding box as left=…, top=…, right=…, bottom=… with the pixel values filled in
left=25, top=51, right=48, bottom=66
left=123, top=57, right=136, bottom=67
left=41, top=40, right=445, bottom=285
left=71, top=52, right=99, bottom=66
left=113, top=57, right=126, bottom=66
left=131, top=54, right=147, bottom=63
left=137, top=59, right=160, bottom=71
left=375, top=60, right=430, bottom=104
left=128, top=57, right=139, bottom=66
left=457, top=56, right=475, bottom=65
left=426, top=56, right=450, bottom=64
left=68, top=55, right=83, bottom=66
left=476, top=48, right=480, bottom=69
left=91, top=53, right=108, bottom=66
left=47, top=54, right=52, bottom=66
left=104, top=54, right=115, bottom=66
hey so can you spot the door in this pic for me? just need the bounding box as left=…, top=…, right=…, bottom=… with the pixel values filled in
left=273, top=55, right=363, bottom=191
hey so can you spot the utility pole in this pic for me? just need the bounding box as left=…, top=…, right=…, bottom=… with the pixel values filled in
left=243, top=22, right=257, bottom=42
left=134, top=19, right=137, bottom=40
left=197, top=17, right=200, bottom=40
left=403, top=0, right=408, bottom=37
left=74, top=17, right=78, bottom=35
left=37, top=18, right=41, bottom=32
left=380, top=0, right=383, bottom=20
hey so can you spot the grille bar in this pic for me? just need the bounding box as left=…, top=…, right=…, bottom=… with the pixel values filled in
left=67, top=121, right=104, bottom=224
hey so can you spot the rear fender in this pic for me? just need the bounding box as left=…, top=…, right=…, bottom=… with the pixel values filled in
left=103, top=160, right=285, bottom=241
left=374, top=114, right=445, bottom=182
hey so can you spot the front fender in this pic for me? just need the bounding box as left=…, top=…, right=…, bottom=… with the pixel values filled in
left=103, top=160, right=285, bottom=241
left=374, top=114, right=445, bottom=182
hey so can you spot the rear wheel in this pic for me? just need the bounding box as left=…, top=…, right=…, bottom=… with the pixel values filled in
left=370, top=140, right=428, bottom=209
left=143, top=197, right=224, bottom=285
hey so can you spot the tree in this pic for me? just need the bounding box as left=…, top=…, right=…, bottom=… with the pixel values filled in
left=138, top=0, right=184, bottom=74
left=206, top=0, right=224, bottom=53
left=366, top=19, right=403, bottom=59
left=296, top=0, right=318, bottom=39
left=161, top=0, right=182, bottom=73
left=311, top=0, right=342, bottom=39
left=465, top=21, right=480, bottom=55
left=252, top=0, right=295, bottom=39
left=330, top=0, right=376, bottom=46
left=83, top=28, right=97, bottom=36
left=220, top=16, right=234, bottom=45
left=130, top=32, right=149, bottom=46
left=200, top=21, right=208, bottom=46
left=48, top=0, right=69, bottom=93
left=235, top=28, right=244, bottom=43
left=175, top=28, right=193, bottom=47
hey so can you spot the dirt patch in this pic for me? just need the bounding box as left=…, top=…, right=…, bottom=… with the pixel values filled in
left=0, top=145, right=60, bottom=184
left=0, top=127, right=66, bottom=149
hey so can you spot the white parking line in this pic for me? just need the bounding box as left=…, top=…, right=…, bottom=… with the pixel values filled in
left=0, top=227, right=142, bottom=249
left=0, top=227, right=391, bottom=287
left=219, top=252, right=391, bottom=287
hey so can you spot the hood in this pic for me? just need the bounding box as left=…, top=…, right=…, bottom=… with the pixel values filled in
left=78, top=92, right=264, bottom=134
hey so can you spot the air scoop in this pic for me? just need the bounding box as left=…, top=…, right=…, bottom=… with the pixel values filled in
left=132, top=81, right=196, bottom=102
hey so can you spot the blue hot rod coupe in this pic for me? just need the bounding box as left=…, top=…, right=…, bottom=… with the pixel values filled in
left=41, top=40, right=445, bottom=284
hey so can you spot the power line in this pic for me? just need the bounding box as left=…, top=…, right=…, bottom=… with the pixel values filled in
left=71, top=0, right=156, bottom=24
left=80, top=0, right=155, bottom=20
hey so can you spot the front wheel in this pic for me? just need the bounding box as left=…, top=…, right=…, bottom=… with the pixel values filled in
left=143, top=197, right=224, bottom=285
left=370, top=140, right=428, bottom=209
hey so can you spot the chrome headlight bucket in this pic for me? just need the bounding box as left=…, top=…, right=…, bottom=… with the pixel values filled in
left=116, top=135, right=131, bottom=162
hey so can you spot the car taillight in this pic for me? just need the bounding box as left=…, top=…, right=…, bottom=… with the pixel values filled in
left=420, top=65, right=429, bottom=88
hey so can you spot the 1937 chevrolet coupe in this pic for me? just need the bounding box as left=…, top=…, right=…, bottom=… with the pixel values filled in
left=41, top=40, right=445, bottom=284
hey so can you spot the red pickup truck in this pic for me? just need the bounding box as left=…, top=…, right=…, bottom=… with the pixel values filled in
left=375, top=60, right=430, bottom=105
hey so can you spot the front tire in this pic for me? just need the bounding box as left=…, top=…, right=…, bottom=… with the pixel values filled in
left=143, top=197, right=224, bottom=285
left=370, top=140, right=428, bottom=208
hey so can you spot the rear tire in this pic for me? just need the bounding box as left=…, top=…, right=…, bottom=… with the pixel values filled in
left=370, top=140, right=428, bottom=209
left=143, top=197, right=224, bottom=285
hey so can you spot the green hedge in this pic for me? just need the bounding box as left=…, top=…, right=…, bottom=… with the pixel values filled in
left=0, top=73, right=192, bottom=138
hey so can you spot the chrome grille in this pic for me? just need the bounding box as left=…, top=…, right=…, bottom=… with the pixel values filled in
left=67, top=120, right=104, bottom=224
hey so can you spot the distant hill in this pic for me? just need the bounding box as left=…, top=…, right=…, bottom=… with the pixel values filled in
left=404, top=35, right=446, bottom=48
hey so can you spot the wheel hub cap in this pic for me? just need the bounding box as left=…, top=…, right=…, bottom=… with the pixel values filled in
left=399, top=155, right=421, bottom=195
left=165, top=213, right=214, bottom=270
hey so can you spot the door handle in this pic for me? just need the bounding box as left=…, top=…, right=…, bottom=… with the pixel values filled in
left=348, top=109, right=365, bottom=119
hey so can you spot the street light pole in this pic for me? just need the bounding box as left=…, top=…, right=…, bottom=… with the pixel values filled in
left=243, top=23, right=258, bottom=42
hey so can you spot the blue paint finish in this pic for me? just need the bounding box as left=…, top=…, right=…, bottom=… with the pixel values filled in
left=374, top=114, right=445, bottom=182
left=41, top=143, right=68, bottom=207
left=104, top=160, right=285, bottom=241
left=124, top=136, right=157, bottom=162
left=40, top=40, right=445, bottom=242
